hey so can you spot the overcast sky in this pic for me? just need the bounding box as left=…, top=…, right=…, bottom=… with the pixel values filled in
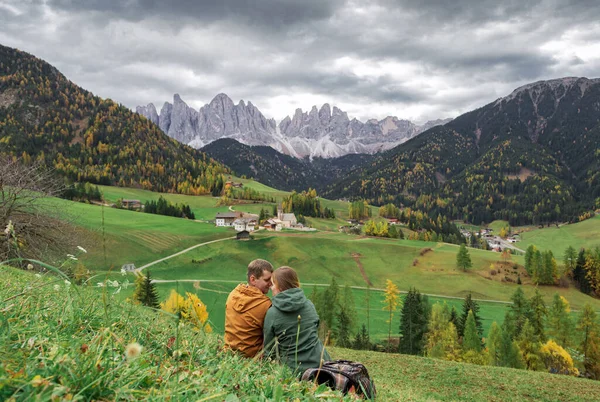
left=1, top=0, right=599, bottom=123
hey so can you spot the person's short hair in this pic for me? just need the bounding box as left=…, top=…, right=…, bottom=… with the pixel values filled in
left=247, top=259, right=273, bottom=281
left=272, top=266, right=300, bottom=292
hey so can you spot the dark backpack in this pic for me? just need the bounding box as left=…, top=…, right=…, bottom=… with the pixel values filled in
left=301, top=360, right=376, bottom=399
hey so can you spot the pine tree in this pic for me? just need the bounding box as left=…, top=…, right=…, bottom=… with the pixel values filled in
left=508, top=287, right=531, bottom=338
left=548, top=293, right=573, bottom=348
left=500, top=314, right=525, bottom=369
left=524, top=245, right=537, bottom=275
left=141, top=271, right=160, bottom=309
left=463, top=310, right=481, bottom=352
left=574, top=248, right=592, bottom=294
left=517, top=319, right=544, bottom=371
left=321, top=277, right=340, bottom=335
left=341, top=285, right=357, bottom=331
left=399, top=288, right=429, bottom=355
left=425, top=302, right=460, bottom=361
left=337, top=306, right=352, bottom=347
left=577, top=303, right=599, bottom=362
left=563, top=245, right=577, bottom=276
left=353, top=323, right=371, bottom=350
left=529, top=289, right=547, bottom=342
left=487, top=322, right=503, bottom=366
left=456, top=244, right=472, bottom=271
left=449, top=306, right=459, bottom=329
left=457, top=293, right=483, bottom=340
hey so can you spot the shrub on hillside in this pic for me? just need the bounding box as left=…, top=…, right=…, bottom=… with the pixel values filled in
left=539, top=340, right=579, bottom=376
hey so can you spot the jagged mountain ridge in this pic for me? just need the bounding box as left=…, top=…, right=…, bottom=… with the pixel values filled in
left=323, top=76, right=600, bottom=225
left=136, top=94, right=451, bottom=159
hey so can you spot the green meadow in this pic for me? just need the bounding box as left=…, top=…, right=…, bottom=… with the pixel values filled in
left=35, top=187, right=600, bottom=344
left=518, top=214, right=600, bottom=259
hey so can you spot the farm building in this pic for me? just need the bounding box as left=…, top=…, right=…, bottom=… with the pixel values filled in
left=236, top=230, right=250, bottom=240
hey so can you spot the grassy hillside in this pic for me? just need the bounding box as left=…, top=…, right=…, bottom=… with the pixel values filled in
left=333, top=347, right=600, bottom=401
left=3, top=266, right=599, bottom=401
left=518, top=214, right=600, bottom=259
left=39, top=196, right=233, bottom=270
left=0, top=265, right=346, bottom=401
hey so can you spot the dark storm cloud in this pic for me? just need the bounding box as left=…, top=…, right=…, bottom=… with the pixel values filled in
left=1, top=0, right=599, bottom=122
left=48, top=0, right=344, bottom=30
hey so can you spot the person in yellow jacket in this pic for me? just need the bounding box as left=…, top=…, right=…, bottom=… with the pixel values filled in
left=224, top=259, right=273, bottom=357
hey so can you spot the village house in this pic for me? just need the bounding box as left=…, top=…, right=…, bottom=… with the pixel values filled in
left=122, top=199, right=142, bottom=209
left=215, top=211, right=242, bottom=227
left=387, top=218, right=400, bottom=225
left=263, top=218, right=282, bottom=231
left=225, top=181, right=244, bottom=188
left=233, top=217, right=258, bottom=232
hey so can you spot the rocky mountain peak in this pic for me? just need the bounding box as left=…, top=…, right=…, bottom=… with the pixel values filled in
left=137, top=94, right=450, bottom=158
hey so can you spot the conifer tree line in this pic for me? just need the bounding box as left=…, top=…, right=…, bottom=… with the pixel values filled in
left=524, top=245, right=600, bottom=294
left=281, top=189, right=335, bottom=219
left=313, top=276, right=600, bottom=380
left=61, top=181, right=103, bottom=203
left=379, top=204, right=464, bottom=244
left=143, top=196, right=195, bottom=220
left=0, top=46, right=229, bottom=196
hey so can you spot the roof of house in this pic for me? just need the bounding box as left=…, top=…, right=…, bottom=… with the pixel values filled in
left=281, top=213, right=296, bottom=221
left=216, top=212, right=240, bottom=219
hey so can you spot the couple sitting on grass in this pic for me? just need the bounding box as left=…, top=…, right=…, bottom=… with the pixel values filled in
left=224, top=259, right=330, bottom=373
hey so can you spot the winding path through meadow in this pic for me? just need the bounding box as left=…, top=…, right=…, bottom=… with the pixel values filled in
left=136, top=236, right=235, bottom=273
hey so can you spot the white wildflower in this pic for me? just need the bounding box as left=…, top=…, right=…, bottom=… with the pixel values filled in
left=54, top=284, right=60, bottom=291
left=107, top=280, right=119, bottom=288
left=113, top=287, right=121, bottom=295
left=27, top=337, right=35, bottom=348
left=125, top=342, right=143, bottom=361
left=68, top=256, right=78, bottom=261
left=4, top=220, right=13, bottom=236
left=120, top=268, right=127, bottom=276
left=77, top=246, right=87, bottom=253
left=121, top=279, right=130, bottom=289
left=35, top=274, right=42, bottom=279
left=97, top=282, right=105, bottom=287
left=27, top=263, right=33, bottom=270
left=66, top=254, right=75, bottom=258
left=64, top=280, right=71, bottom=286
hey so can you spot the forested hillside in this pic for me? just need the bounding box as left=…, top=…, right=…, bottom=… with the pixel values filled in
left=324, top=78, right=600, bottom=225
left=0, top=44, right=228, bottom=194
left=202, top=138, right=374, bottom=192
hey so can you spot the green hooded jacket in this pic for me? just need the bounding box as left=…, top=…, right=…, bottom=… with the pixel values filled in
left=263, top=288, right=331, bottom=373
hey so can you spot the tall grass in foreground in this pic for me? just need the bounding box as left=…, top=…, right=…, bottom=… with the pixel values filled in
left=0, top=265, right=349, bottom=401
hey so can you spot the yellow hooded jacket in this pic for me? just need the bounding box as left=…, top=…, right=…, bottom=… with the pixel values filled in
left=224, top=283, right=272, bottom=357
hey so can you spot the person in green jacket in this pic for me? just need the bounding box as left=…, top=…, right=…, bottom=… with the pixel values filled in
left=263, top=266, right=331, bottom=374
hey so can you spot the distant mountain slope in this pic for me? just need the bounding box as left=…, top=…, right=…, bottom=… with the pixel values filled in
left=137, top=94, right=451, bottom=159
left=324, top=77, right=600, bottom=225
left=0, top=44, right=228, bottom=193
left=201, top=138, right=374, bottom=192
